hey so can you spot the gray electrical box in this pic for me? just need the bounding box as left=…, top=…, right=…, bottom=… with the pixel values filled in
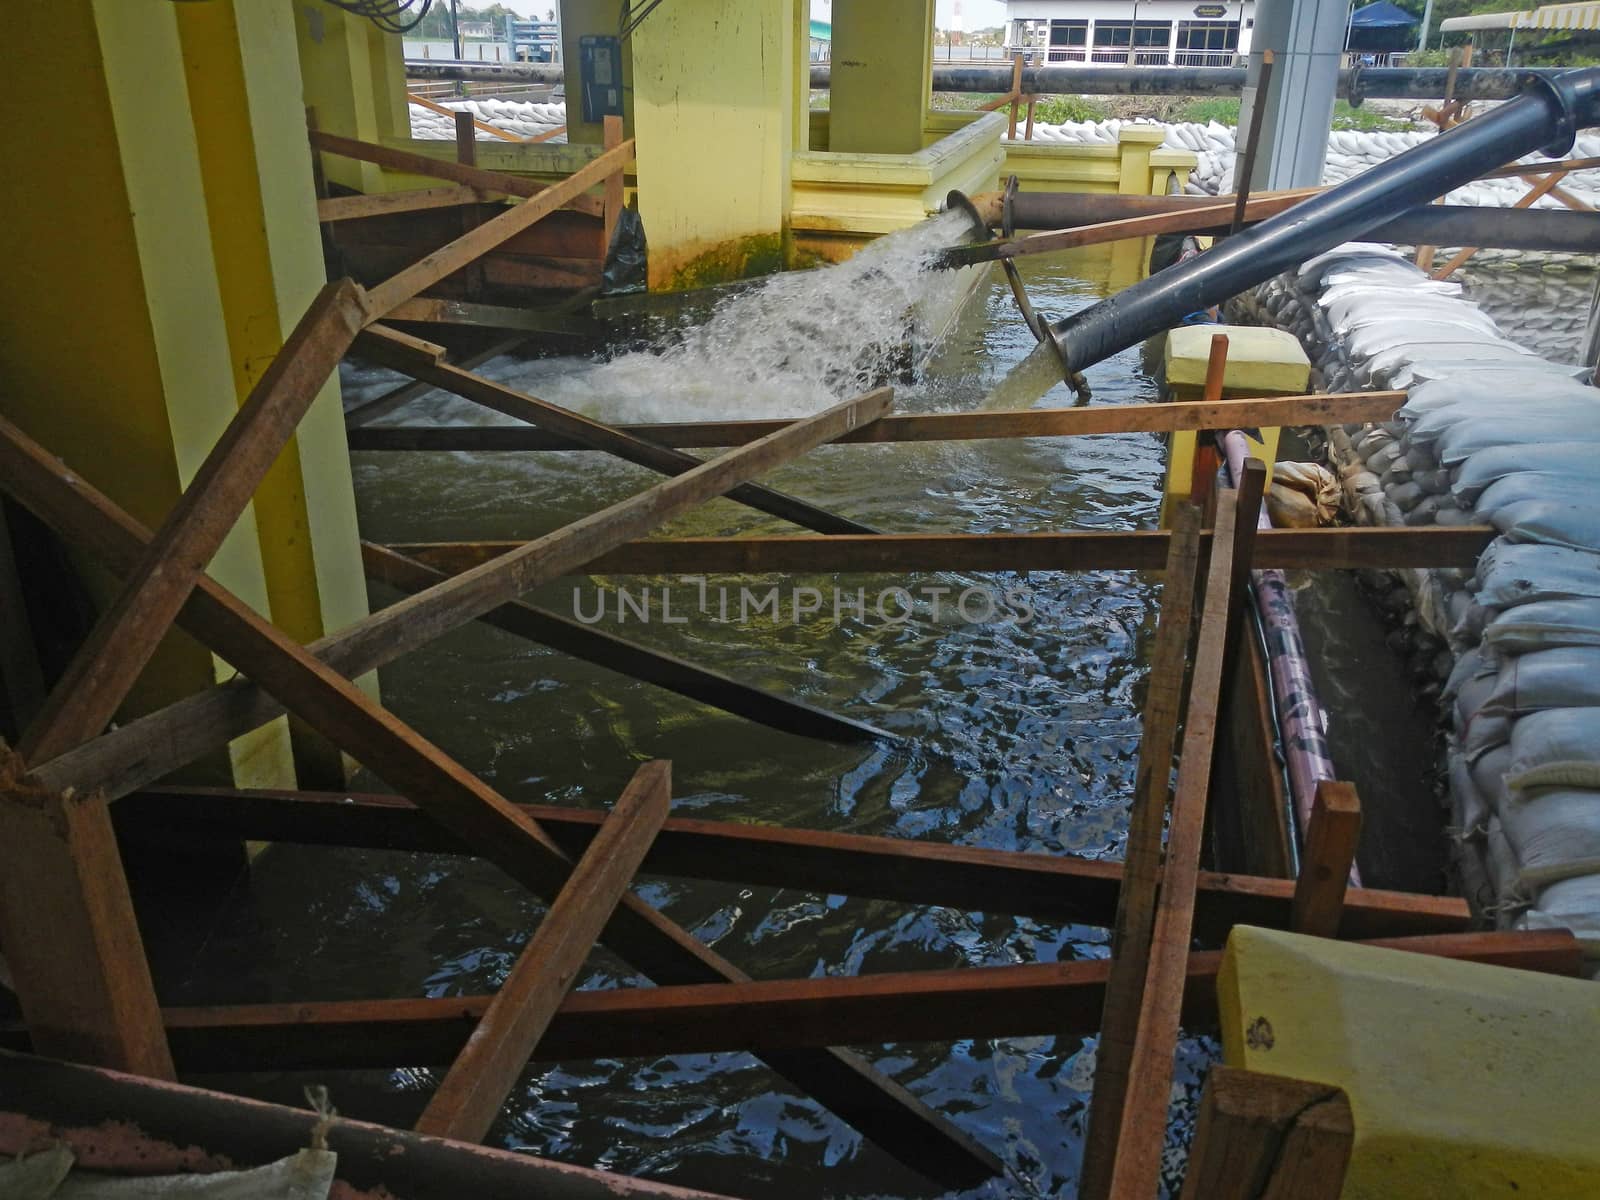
left=579, top=35, right=624, bottom=123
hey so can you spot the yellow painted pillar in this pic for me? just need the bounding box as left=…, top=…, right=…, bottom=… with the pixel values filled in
left=829, top=0, right=934, bottom=155
left=559, top=0, right=634, bottom=146
left=294, top=0, right=404, bottom=192
left=631, top=0, right=799, bottom=291
left=176, top=0, right=375, bottom=783
left=0, top=0, right=293, bottom=786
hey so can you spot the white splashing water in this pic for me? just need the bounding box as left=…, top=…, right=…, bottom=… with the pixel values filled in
left=497, top=208, right=984, bottom=424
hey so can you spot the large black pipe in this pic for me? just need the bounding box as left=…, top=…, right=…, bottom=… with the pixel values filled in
left=1047, top=68, right=1600, bottom=378
left=405, top=59, right=1565, bottom=102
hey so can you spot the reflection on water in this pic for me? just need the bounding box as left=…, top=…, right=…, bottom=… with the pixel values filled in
left=176, top=245, right=1217, bottom=1198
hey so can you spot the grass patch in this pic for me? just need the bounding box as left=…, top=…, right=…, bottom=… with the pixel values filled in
left=1175, top=97, right=1241, bottom=125
left=1032, top=94, right=1110, bottom=124
left=1331, top=101, right=1413, bottom=131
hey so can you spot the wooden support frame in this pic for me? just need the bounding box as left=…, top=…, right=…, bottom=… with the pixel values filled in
left=115, top=787, right=1477, bottom=942
left=16, top=279, right=369, bottom=766
left=362, top=542, right=888, bottom=743
left=1292, top=781, right=1364, bottom=937
left=0, top=402, right=1008, bottom=1186
left=1108, top=462, right=1266, bottom=1199
left=1432, top=168, right=1567, bottom=280
left=1178, top=1067, right=1353, bottom=1200
left=345, top=389, right=1408, bottom=449
left=318, top=184, right=501, bottom=223
left=344, top=334, right=529, bottom=427
left=416, top=760, right=671, bottom=1142
left=13, top=931, right=1572, bottom=1073
left=356, top=325, right=876, bottom=534
left=309, top=128, right=603, bottom=218
left=1080, top=504, right=1204, bottom=1200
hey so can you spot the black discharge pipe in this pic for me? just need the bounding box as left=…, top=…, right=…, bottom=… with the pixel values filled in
left=404, top=59, right=1570, bottom=102
left=1047, top=68, right=1600, bottom=380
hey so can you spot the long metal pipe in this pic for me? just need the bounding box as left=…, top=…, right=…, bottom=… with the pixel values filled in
left=1047, top=68, right=1600, bottom=377
left=404, top=59, right=1570, bottom=102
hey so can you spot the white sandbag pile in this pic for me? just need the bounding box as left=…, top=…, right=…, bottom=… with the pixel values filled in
left=1461, top=264, right=1595, bottom=366
left=408, top=97, right=567, bottom=141
left=1230, top=244, right=1600, bottom=966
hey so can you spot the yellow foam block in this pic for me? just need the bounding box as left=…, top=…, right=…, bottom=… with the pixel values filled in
left=1164, top=324, right=1311, bottom=396
left=1217, top=926, right=1600, bottom=1199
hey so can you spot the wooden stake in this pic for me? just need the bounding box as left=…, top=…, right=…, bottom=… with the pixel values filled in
left=1107, top=462, right=1266, bottom=1200
left=361, top=139, right=634, bottom=318
left=1230, top=50, right=1274, bottom=236
left=16, top=279, right=368, bottom=766
left=416, top=760, right=671, bottom=1142
left=602, top=114, right=625, bottom=255
left=453, top=113, right=487, bottom=298
left=1079, top=504, right=1204, bottom=1200
left=1179, top=1067, right=1352, bottom=1200
left=1292, top=781, right=1363, bottom=938
left=357, top=326, right=877, bottom=534
left=0, top=766, right=173, bottom=1079
left=1189, top=334, right=1229, bottom=512
left=1008, top=54, right=1023, bottom=139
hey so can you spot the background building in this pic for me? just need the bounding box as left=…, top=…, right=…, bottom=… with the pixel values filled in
left=1004, top=1, right=1256, bottom=65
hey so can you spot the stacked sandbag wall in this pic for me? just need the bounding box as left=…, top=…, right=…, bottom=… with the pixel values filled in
left=1229, top=245, right=1600, bottom=972
left=408, top=97, right=567, bottom=141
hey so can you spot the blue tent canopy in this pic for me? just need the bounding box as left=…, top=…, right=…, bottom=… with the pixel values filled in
left=1348, top=1, right=1419, bottom=52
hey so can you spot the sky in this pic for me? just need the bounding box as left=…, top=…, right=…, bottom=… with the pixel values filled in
left=486, top=1, right=1011, bottom=32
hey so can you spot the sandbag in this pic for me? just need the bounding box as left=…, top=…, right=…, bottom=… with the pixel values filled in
left=1492, top=498, right=1600, bottom=552
left=1483, top=598, right=1600, bottom=655
left=1437, top=414, right=1600, bottom=464
left=1268, top=461, right=1339, bottom=527
left=1474, top=542, right=1600, bottom=608
left=1472, top=473, right=1597, bottom=518
left=1481, top=647, right=1600, bottom=717
left=1520, top=872, right=1600, bottom=953
left=1501, top=787, right=1600, bottom=886
left=1453, top=443, right=1600, bottom=504
left=1506, top=707, right=1600, bottom=792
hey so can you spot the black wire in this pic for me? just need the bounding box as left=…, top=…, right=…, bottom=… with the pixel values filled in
left=318, top=0, right=436, bottom=36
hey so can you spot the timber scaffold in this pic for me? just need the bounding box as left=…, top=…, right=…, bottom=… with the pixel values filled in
left=0, top=120, right=1584, bottom=1200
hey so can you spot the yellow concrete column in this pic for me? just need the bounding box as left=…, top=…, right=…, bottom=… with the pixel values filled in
left=294, top=0, right=396, bottom=192
left=829, top=0, right=935, bottom=155
left=559, top=0, right=634, bottom=146
left=631, top=0, right=799, bottom=290
left=0, top=0, right=293, bottom=786
left=177, top=0, right=376, bottom=783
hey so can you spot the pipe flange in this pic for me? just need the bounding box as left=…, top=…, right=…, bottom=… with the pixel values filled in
left=1529, top=69, right=1585, bottom=157
left=1002, top=174, right=1020, bottom=240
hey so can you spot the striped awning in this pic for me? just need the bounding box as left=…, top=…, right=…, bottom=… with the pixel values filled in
left=1440, top=3, right=1600, bottom=32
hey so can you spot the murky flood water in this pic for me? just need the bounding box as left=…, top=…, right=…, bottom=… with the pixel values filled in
left=174, top=233, right=1221, bottom=1198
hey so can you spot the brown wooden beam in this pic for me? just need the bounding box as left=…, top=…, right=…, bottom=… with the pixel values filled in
left=356, top=325, right=876, bottom=534
left=115, top=787, right=1476, bottom=943
left=345, top=334, right=528, bottom=428
left=319, top=185, right=501, bottom=223
left=1110, top=463, right=1265, bottom=1199
left=0, top=402, right=1003, bottom=1185
left=384, top=297, right=600, bottom=336
left=416, top=760, right=671, bottom=1142
left=387, top=524, right=1495, bottom=578
left=0, top=765, right=173, bottom=1079
left=361, top=543, right=889, bottom=743
left=345, top=389, right=1406, bottom=451
left=1080, top=504, right=1203, bottom=1200
left=308, top=128, right=602, bottom=218
left=11, top=931, right=1569, bottom=1073
left=1178, top=1067, right=1353, bottom=1200
left=1293, top=782, right=1364, bottom=938
left=16, top=279, right=368, bottom=765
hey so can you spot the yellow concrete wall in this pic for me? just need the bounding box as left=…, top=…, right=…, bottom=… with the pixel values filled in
left=631, top=0, right=799, bottom=290
left=294, top=0, right=389, bottom=192
left=559, top=0, right=634, bottom=146
left=0, top=0, right=294, bottom=785
left=829, top=0, right=935, bottom=156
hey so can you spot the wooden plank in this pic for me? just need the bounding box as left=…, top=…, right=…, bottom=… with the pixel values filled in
left=345, top=334, right=528, bottom=427
left=309, top=128, right=603, bottom=218
left=44, top=931, right=1578, bottom=1073
left=15, top=279, right=368, bottom=765
left=1190, top=335, right=1230, bottom=511
left=1210, top=625, right=1293, bottom=877
left=361, top=139, right=634, bottom=317
left=453, top=113, right=487, bottom=297
left=409, top=89, right=526, bottom=142
left=346, top=389, right=1408, bottom=449
left=1230, top=51, right=1274, bottom=235
left=318, top=185, right=498, bottom=223
left=602, top=114, right=624, bottom=253
left=356, top=325, right=876, bottom=534
left=1178, top=1067, right=1352, bottom=1200
left=1080, top=504, right=1204, bottom=1200
left=0, top=408, right=1004, bottom=1186
left=362, top=542, right=890, bottom=743
left=1108, top=462, right=1266, bottom=1200
left=389, top=524, right=1496, bottom=578
left=0, top=769, right=173, bottom=1078
left=1292, top=781, right=1364, bottom=938
left=416, top=760, right=671, bottom=1142
left=384, top=297, right=600, bottom=336
left=118, top=785, right=1476, bottom=942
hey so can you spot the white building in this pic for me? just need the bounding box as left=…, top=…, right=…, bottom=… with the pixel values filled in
left=1004, top=1, right=1256, bottom=66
